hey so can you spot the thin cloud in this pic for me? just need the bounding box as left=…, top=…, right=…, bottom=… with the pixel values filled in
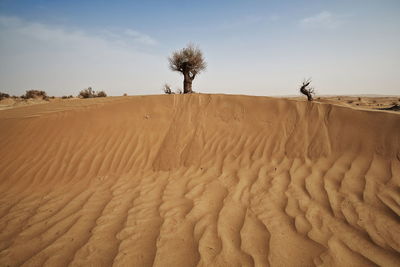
left=300, top=11, right=343, bottom=29
left=0, top=15, right=165, bottom=95
left=124, top=29, right=157, bottom=46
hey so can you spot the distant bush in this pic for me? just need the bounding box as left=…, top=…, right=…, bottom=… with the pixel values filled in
left=358, top=97, right=362, bottom=101
left=123, top=93, right=128, bottom=96
left=79, top=87, right=107, bottom=98
left=62, top=95, right=73, bottom=99
left=22, top=90, right=48, bottom=99
left=163, top=84, right=174, bottom=94
left=79, top=87, right=95, bottom=98
left=163, top=84, right=184, bottom=95
left=347, top=100, right=354, bottom=104
left=96, top=91, right=107, bottom=97
left=0, top=92, right=10, bottom=100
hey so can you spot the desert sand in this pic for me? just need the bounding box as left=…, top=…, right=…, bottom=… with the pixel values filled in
left=0, top=94, right=399, bottom=266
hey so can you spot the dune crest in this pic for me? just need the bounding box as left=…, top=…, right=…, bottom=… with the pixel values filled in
left=0, top=94, right=399, bottom=266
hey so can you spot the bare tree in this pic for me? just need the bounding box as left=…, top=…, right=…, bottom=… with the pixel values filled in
left=168, top=44, right=206, bottom=94
left=300, top=78, right=315, bottom=101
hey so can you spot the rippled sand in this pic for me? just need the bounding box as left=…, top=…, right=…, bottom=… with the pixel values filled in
left=0, top=94, right=399, bottom=266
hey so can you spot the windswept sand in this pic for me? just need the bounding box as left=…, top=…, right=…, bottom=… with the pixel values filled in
left=0, top=94, right=399, bottom=266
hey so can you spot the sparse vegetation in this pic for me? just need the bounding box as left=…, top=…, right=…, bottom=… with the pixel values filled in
left=169, top=44, right=206, bottom=94
left=163, top=84, right=174, bottom=94
left=22, top=90, right=48, bottom=100
left=0, top=92, right=10, bottom=100
left=62, top=95, right=74, bottom=99
left=96, top=91, right=107, bottom=97
left=79, top=87, right=107, bottom=98
left=299, top=78, right=315, bottom=101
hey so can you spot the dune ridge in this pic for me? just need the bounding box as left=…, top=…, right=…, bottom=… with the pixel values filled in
left=0, top=94, right=399, bottom=266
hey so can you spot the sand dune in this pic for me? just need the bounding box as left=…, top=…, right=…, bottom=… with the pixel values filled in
left=0, top=94, right=399, bottom=266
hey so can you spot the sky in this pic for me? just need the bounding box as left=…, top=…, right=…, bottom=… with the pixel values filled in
left=0, top=0, right=399, bottom=96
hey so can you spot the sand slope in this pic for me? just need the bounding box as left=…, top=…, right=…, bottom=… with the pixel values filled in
left=0, top=94, right=399, bottom=266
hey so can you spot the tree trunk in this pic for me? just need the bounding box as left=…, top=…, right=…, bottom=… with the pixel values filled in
left=300, top=83, right=313, bottom=101
left=183, top=72, right=193, bottom=94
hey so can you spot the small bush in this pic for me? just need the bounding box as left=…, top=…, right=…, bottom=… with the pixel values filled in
left=79, top=87, right=107, bottom=98
left=79, top=87, right=95, bottom=98
left=163, top=84, right=174, bottom=94
left=0, top=92, right=10, bottom=100
left=358, top=97, right=361, bottom=101
left=347, top=100, right=354, bottom=104
left=123, top=93, right=128, bottom=96
left=96, top=91, right=107, bottom=97
left=23, top=90, right=48, bottom=99
left=62, top=95, right=74, bottom=99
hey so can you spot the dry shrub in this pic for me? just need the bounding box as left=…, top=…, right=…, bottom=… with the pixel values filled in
left=347, top=100, right=354, bottom=104
left=0, top=92, right=10, bottom=100
left=22, top=90, right=48, bottom=99
left=79, top=87, right=96, bottom=98
left=163, top=84, right=174, bottom=94
left=299, top=78, right=315, bottom=101
left=123, top=93, right=128, bottom=96
left=96, top=91, right=107, bottom=97
left=79, top=87, right=107, bottom=98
